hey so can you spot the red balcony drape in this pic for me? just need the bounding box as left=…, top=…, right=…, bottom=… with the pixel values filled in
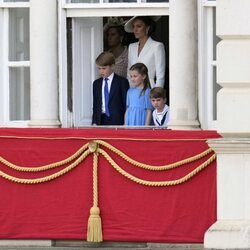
left=0, top=128, right=220, bottom=242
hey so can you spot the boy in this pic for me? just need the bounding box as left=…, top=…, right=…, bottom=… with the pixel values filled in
left=92, top=51, right=129, bottom=125
left=150, top=87, right=170, bottom=127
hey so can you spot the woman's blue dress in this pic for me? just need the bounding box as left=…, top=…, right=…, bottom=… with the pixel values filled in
left=125, top=87, right=152, bottom=126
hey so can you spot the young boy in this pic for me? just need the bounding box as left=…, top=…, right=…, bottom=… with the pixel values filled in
left=150, top=87, right=170, bottom=127
left=92, top=51, right=129, bottom=125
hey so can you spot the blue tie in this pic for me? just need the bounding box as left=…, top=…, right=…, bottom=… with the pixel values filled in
left=104, top=78, right=110, bottom=117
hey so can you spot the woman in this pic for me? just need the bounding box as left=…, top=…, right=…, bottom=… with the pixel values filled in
left=104, top=17, right=128, bottom=78
left=125, top=16, right=166, bottom=88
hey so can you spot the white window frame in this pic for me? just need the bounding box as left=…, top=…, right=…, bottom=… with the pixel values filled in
left=0, top=1, right=30, bottom=127
left=64, top=2, right=169, bottom=17
left=198, top=0, right=217, bottom=130
left=58, top=0, right=169, bottom=127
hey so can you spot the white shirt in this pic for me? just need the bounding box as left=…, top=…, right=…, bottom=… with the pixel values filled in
left=152, top=104, right=170, bottom=127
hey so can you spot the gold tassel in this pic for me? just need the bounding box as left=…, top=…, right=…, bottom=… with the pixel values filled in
left=87, top=206, right=103, bottom=242
left=87, top=143, right=102, bottom=242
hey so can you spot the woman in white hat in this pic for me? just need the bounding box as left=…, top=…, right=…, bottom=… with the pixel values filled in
left=125, top=16, right=166, bottom=88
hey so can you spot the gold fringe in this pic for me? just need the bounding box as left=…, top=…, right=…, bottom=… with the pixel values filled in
left=87, top=206, right=103, bottom=242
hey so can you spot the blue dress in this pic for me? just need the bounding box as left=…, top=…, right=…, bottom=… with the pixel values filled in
left=125, top=87, right=153, bottom=126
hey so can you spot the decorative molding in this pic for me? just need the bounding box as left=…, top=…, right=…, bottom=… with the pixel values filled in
left=207, top=138, right=250, bottom=154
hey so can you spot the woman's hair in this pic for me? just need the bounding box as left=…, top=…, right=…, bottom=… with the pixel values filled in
left=129, top=63, right=151, bottom=96
left=95, top=51, right=115, bottom=66
left=105, top=25, right=127, bottom=46
left=106, top=25, right=124, bottom=38
left=149, top=87, right=166, bottom=99
left=133, top=16, right=156, bottom=36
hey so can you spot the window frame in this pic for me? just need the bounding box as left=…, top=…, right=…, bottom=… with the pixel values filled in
left=58, top=0, right=169, bottom=127
left=66, top=0, right=169, bottom=4
left=64, top=3, right=169, bottom=18
left=0, top=2, right=30, bottom=127
left=198, top=0, right=217, bottom=130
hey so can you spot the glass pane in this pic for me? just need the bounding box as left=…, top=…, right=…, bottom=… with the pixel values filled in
left=213, top=67, right=221, bottom=121
left=9, top=8, right=30, bottom=61
left=69, top=0, right=99, bottom=3
left=213, top=8, right=221, bottom=60
left=68, top=0, right=168, bottom=2
left=9, top=67, right=30, bottom=121
left=107, top=0, right=136, bottom=2
left=4, top=0, right=29, bottom=2
left=146, top=0, right=168, bottom=2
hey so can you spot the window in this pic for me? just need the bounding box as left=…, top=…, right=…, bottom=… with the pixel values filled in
left=59, top=0, right=169, bottom=127
left=0, top=4, right=30, bottom=126
left=198, top=0, right=219, bottom=129
left=9, top=8, right=30, bottom=121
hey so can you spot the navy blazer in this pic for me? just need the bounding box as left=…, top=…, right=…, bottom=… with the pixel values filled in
left=92, top=74, right=129, bottom=125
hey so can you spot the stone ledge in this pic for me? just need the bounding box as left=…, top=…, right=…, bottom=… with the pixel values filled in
left=54, top=240, right=147, bottom=248
left=204, top=220, right=250, bottom=249
left=0, top=240, right=52, bottom=247
left=207, top=138, right=250, bottom=154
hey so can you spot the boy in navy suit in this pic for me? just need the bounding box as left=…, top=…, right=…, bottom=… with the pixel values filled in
left=92, top=51, right=129, bottom=125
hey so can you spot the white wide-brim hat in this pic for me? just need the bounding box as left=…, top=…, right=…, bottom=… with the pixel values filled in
left=124, top=16, right=161, bottom=33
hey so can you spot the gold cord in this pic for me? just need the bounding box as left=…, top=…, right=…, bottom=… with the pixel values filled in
left=0, top=143, right=89, bottom=172
left=97, top=148, right=216, bottom=186
left=0, top=135, right=210, bottom=142
left=0, top=140, right=216, bottom=185
left=0, top=150, right=91, bottom=184
left=93, top=152, right=99, bottom=207
left=95, top=140, right=213, bottom=171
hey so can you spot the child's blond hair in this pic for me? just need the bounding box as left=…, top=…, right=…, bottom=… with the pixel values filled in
left=95, top=51, right=115, bottom=66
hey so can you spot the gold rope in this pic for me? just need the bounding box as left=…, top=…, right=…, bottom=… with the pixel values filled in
left=97, top=148, right=216, bottom=186
left=0, top=150, right=91, bottom=184
left=0, top=143, right=89, bottom=172
left=0, top=140, right=216, bottom=185
left=93, top=152, right=99, bottom=207
left=95, top=140, right=213, bottom=171
left=0, top=135, right=210, bottom=142
left=87, top=147, right=103, bottom=242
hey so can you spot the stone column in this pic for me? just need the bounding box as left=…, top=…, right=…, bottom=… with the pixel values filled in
left=204, top=0, right=250, bottom=249
left=204, top=139, right=250, bottom=249
left=168, top=0, right=200, bottom=129
left=29, top=0, right=60, bottom=127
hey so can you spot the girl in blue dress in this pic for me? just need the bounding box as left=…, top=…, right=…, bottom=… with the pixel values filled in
left=125, top=63, right=153, bottom=126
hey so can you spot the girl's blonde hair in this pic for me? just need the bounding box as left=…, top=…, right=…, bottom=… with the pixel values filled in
left=129, top=63, right=150, bottom=96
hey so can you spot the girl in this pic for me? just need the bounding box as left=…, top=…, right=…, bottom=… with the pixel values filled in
left=125, top=63, right=153, bottom=126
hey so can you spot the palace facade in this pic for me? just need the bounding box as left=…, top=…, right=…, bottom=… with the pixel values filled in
left=0, top=0, right=250, bottom=248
